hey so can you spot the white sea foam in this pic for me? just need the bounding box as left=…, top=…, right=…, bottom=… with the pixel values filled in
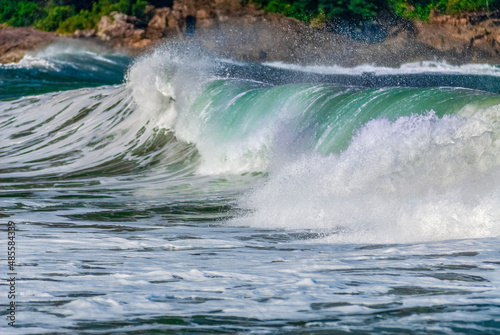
left=1, top=40, right=119, bottom=70
left=2, top=54, right=58, bottom=70
left=31, top=40, right=113, bottom=58
left=236, top=105, right=500, bottom=243
left=263, top=60, right=500, bottom=77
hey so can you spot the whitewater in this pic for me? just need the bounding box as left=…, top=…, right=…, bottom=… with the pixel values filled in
left=1, top=42, right=500, bottom=334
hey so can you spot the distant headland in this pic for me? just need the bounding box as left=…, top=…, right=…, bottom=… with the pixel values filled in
left=1, top=0, right=499, bottom=66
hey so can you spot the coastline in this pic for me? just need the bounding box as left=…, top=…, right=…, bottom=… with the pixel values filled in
left=1, top=1, right=499, bottom=67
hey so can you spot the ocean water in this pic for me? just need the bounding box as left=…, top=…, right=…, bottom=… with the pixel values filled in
left=1, top=42, right=500, bottom=334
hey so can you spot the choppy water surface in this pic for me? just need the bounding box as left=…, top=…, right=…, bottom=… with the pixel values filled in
left=1, top=43, right=500, bottom=334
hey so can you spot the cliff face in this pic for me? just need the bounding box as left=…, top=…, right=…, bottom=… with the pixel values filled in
left=89, top=2, right=500, bottom=66
left=1, top=0, right=499, bottom=66
left=415, top=13, right=500, bottom=63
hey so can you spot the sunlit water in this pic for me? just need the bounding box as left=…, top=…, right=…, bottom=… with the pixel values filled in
left=1, top=42, right=499, bottom=334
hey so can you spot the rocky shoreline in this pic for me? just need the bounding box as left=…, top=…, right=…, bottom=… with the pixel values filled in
left=1, top=0, right=500, bottom=66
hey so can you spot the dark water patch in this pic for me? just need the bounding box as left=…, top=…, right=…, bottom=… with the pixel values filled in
left=365, top=302, right=404, bottom=310
left=388, top=286, right=474, bottom=296
left=1, top=179, right=102, bottom=189
left=448, top=322, right=500, bottom=335
left=52, top=194, right=115, bottom=199
left=45, top=124, right=83, bottom=147
left=70, top=224, right=157, bottom=232
left=21, top=277, right=63, bottom=282
left=17, top=299, right=72, bottom=309
left=356, top=244, right=400, bottom=250
left=28, top=221, right=78, bottom=228
left=346, top=281, right=364, bottom=287
left=26, top=152, right=82, bottom=168
left=236, top=231, right=327, bottom=243
left=422, top=273, right=489, bottom=282
left=9, top=130, right=35, bottom=139
left=153, top=202, right=234, bottom=222
left=0, top=191, right=35, bottom=198
left=191, top=252, right=219, bottom=256
left=67, top=292, right=107, bottom=298
left=41, top=272, right=73, bottom=277
left=17, top=262, right=38, bottom=266
left=310, top=302, right=352, bottom=310
left=31, top=203, right=87, bottom=212
left=175, top=235, right=202, bottom=240
left=434, top=264, right=481, bottom=270
left=422, top=252, right=480, bottom=259
left=150, top=278, right=184, bottom=283
left=26, top=219, right=158, bottom=231
left=370, top=304, right=448, bottom=318
left=71, top=317, right=189, bottom=332
left=87, top=134, right=115, bottom=150
left=316, top=267, right=389, bottom=274
left=69, top=271, right=113, bottom=276
left=131, top=128, right=175, bottom=157
left=389, top=267, right=433, bottom=271
left=80, top=264, right=107, bottom=269
left=0, top=116, right=16, bottom=129
left=81, top=260, right=124, bottom=266
left=149, top=296, right=224, bottom=304
left=60, top=158, right=142, bottom=179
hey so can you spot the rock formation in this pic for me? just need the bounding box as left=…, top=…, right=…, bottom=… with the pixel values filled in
left=0, top=26, right=57, bottom=63
left=1, top=0, right=499, bottom=66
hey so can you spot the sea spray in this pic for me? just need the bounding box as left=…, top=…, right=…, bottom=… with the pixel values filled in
left=235, top=106, right=500, bottom=243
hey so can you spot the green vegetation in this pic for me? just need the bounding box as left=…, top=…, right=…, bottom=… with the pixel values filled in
left=0, top=0, right=154, bottom=33
left=0, top=0, right=498, bottom=34
left=393, top=0, right=497, bottom=20
left=250, top=0, right=499, bottom=23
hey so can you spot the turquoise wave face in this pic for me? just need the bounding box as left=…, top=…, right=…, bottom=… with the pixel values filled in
left=182, top=79, right=500, bottom=170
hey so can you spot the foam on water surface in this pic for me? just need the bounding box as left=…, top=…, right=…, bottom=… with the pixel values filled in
left=264, top=60, right=500, bottom=77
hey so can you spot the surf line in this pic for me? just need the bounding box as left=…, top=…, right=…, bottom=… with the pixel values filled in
left=6, top=221, right=16, bottom=327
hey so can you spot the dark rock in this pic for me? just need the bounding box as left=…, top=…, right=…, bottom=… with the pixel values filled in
left=147, top=7, right=171, bottom=39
